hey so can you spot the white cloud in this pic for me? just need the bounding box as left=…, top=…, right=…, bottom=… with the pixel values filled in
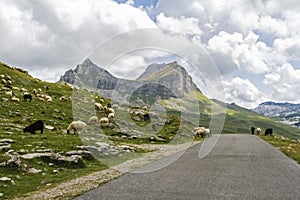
left=156, top=13, right=202, bottom=37
left=223, top=77, right=265, bottom=108
left=0, top=0, right=157, bottom=81
left=207, top=31, right=270, bottom=74
left=263, top=63, right=300, bottom=102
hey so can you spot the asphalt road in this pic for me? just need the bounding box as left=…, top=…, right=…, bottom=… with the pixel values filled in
left=75, top=134, right=300, bottom=200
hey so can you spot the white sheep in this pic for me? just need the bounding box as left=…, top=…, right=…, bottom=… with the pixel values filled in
left=0, top=74, right=4, bottom=78
left=5, top=91, right=13, bottom=97
left=7, top=80, right=12, bottom=85
left=2, top=98, right=8, bottom=102
left=66, top=121, right=87, bottom=134
left=194, top=127, right=211, bottom=138
left=44, top=95, right=52, bottom=101
left=256, top=127, right=262, bottom=135
left=95, top=103, right=103, bottom=111
left=33, top=89, right=37, bottom=95
left=20, top=88, right=27, bottom=93
left=59, top=96, right=71, bottom=102
left=12, top=86, right=20, bottom=91
left=105, top=107, right=114, bottom=114
left=1, top=79, right=6, bottom=84
left=37, top=97, right=45, bottom=101
left=99, top=117, right=109, bottom=127
left=142, top=106, right=148, bottom=111
left=11, top=97, right=20, bottom=102
left=108, top=112, right=115, bottom=121
left=88, top=116, right=98, bottom=124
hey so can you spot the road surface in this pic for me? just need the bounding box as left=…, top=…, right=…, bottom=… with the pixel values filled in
left=75, top=134, right=300, bottom=199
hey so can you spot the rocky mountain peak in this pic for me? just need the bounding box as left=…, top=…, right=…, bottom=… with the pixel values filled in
left=60, top=59, right=201, bottom=97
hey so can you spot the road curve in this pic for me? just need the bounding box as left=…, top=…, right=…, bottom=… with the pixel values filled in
left=75, top=134, right=300, bottom=200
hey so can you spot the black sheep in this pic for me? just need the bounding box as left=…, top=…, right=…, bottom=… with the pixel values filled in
left=23, top=120, right=44, bottom=134
left=251, top=127, right=255, bottom=135
left=23, top=93, right=32, bottom=102
left=265, top=128, right=273, bottom=136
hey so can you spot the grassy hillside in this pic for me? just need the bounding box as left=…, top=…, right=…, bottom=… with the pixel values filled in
left=0, top=62, right=108, bottom=199
left=0, top=61, right=300, bottom=199
left=215, top=100, right=300, bottom=139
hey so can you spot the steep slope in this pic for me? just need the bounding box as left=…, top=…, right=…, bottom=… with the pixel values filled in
left=253, top=101, right=300, bottom=128
left=60, top=59, right=201, bottom=98
left=60, top=58, right=118, bottom=89
left=136, top=61, right=201, bottom=97
left=0, top=62, right=107, bottom=199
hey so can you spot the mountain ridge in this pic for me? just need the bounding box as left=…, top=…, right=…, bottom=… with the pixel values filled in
left=253, top=101, right=300, bottom=128
left=59, top=58, right=201, bottom=98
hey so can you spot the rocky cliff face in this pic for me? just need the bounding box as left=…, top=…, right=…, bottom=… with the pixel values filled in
left=60, top=58, right=201, bottom=99
left=253, top=101, right=300, bottom=128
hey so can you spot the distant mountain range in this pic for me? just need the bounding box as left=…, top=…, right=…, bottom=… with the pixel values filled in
left=59, top=58, right=201, bottom=100
left=253, top=102, right=300, bottom=128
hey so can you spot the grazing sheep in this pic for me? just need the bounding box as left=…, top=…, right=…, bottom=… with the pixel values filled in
left=23, top=93, right=32, bottom=102
left=99, top=117, right=109, bottom=127
left=88, top=116, right=98, bottom=124
left=11, top=97, right=20, bottom=102
left=7, top=80, right=12, bottom=85
left=251, top=127, right=255, bottom=135
left=2, top=98, right=8, bottom=102
left=12, top=86, right=20, bottom=91
left=99, top=99, right=104, bottom=104
left=142, top=106, right=148, bottom=111
left=66, top=121, right=87, bottom=134
left=105, top=107, right=114, bottom=114
left=59, top=96, right=71, bottom=102
left=37, top=97, right=45, bottom=101
left=108, top=113, right=115, bottom=121
left=256, top=127, right=262, bottom=135
left=1, top=79, right=7, bottom=84
left=5, top=91, right=13, bottom=97
left=194, top=127, right=211, bottom=138
left=20, top=88, right=27, bottom=93
left=33, top=89, right=37, bottom=96
left=44, top=95, right=52, bottom=102
left=95, top=103, right=103, bottom=111
left=265, top=128, right=273, bottom=136
left=23, top=120, right=44, bottom=134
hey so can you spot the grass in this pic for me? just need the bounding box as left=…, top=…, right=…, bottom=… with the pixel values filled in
left=261, top=135, right=300, bottom=164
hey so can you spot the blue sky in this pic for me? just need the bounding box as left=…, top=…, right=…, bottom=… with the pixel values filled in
left=0, top=0, right=299, bottom=108
left=114, top=0, right=158, bottom=7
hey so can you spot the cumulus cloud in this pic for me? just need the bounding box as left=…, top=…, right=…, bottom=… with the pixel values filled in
left=0, top=0, right=156, bottom=81
left=263, top=63, right=300, bottom=102
left=156, top=13, right=202, bottom=37
left=223, top=77, right=265, bottom=108
left=207, top=31, right=270, bottom=74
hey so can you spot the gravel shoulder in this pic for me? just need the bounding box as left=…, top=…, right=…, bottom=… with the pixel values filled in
left=16, top=141, right=200, bottom=200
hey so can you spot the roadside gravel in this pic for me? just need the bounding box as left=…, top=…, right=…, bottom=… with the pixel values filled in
left=16, top=141, right=199, bottom=200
